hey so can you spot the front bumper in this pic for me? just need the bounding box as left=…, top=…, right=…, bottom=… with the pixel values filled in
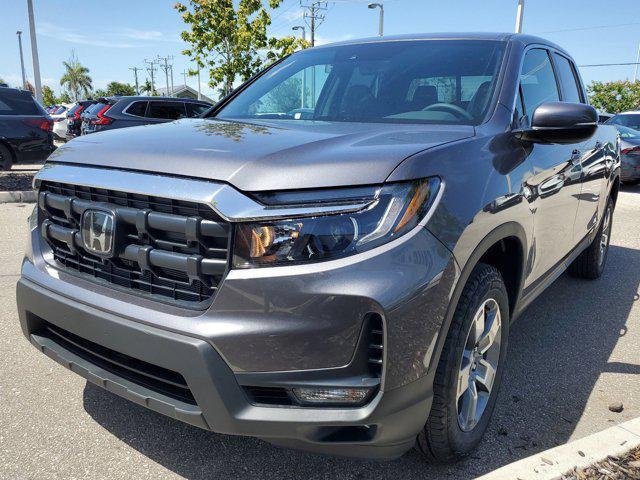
left=18, top=207, right=457, bottom=458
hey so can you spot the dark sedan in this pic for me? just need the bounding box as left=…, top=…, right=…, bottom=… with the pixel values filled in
left=615, top=125, right=640, bottom=183
left=80, top=96, right=212, bottom=135
left=0, top=87, right=54, bottom=170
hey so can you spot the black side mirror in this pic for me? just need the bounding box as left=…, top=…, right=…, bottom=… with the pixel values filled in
left=516, top=102, right=598, bottom=144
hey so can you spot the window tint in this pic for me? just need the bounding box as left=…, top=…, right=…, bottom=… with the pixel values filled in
left=125, top=101, right=148, bottom=117
left=185, top=103, right=210, bottom=117
left=553, top=53, right=582, bottom=103
left=217, top=40, right=506, bottom=125
left=0, top=89, right=41, bottom=115
left=519, top=49, right=560, bottom=121
left=146, top=101, right=187, bottom=119
left=609, top=114, right=640, bottom=130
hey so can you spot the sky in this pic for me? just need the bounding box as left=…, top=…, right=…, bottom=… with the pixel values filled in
left=2, top=0, right=640, bottom=102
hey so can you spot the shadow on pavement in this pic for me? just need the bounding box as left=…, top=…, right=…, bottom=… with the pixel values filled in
left=83, top=245, right=640, bottom=479
left=620, top=183, right=640, bottom=195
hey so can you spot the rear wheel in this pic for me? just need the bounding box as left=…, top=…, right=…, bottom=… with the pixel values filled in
left=0, top=144, right=12, bottom=171
left=568, top=197, right=614, bottom=279
left=417, top=263, right=509, bottom=463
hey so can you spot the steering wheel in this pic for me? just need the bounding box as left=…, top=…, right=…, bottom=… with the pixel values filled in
left=422, top=103, right=474, bottom=121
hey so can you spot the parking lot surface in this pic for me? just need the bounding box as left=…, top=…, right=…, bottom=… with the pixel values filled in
left=1, top=185, right=639, bottom=479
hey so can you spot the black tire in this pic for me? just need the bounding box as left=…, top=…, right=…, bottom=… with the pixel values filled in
left=0, top=144, right=13, bottom=171
left=568, top=197, right=614, bottom=280
left=416, top=263, right=509, bottom=463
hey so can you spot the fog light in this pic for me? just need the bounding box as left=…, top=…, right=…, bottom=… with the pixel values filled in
left=292, top=387, right=373, bottom=406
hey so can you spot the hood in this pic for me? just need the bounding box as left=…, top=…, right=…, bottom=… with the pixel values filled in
left=50, top=118, right=474, bottom=192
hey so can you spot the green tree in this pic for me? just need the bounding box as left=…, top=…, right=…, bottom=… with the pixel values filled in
left=93, top=89, right=108, bottom=99
left=174, top=0, right=310, bottom=97
left=105, top=81, right=136, bottom=96
left=587, top=80, right=640, bottom=114
left=42, top=85, right=58, bottom=106
left=58, top=91, right=72, bottom=103
left=60, top=52, right=93, bottom=101
left=140, top=79, right=157, bottom=96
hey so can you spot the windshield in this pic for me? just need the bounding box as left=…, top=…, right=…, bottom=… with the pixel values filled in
left=216, top=40, right=506, bottom=125
left=608, top=114, right=640, bottom=130
left=615, top=124, right=640, bottom=139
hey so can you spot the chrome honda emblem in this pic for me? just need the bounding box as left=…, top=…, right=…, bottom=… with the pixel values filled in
left=81, top=210, right=115, bottom=257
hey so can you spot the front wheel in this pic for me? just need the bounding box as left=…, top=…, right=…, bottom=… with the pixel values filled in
left=416, top=263, right=509, bottom=463
left=568, top=197, right=614, bottom=279
left=0, top=144, right=12, bottom=171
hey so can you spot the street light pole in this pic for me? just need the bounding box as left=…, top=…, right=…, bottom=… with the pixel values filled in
left=515, top=0, right=525, bottom=33
left=292, top=25, right=306, bottom=41
left=16, top=31, right=27, bottom=90
left=634, top=42, right=640, bottom=83
left=368, top=3, right=384, bottom=37
left=26, top=0, right=43, bottom=103
left=293, top=26, right=307, bottom=108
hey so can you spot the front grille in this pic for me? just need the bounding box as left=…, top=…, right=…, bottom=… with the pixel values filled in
left=39, top=321, right=195, bottom=404
left=38, top=181, right=231, bottom=307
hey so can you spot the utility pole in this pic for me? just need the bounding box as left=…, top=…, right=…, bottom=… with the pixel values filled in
left=26, top=0, right=42, bottom=104
left=16, top=31, right=27, bottom=90
left=169, top=64, right=175, bottom=96
left=301, top=1, right=327, bottom=47
left=157, top=55, right=173, bottom=96
left=144, top=58, right=157, bottom=95
left=515, top=0, right=525, bottom=33
left=181, top=70, right=189, bottom=88
left=368, top=3, right=384, bottom=37
left=196, top=62, right=202, bottom=100
left=129, top=66, right=142, bottom=95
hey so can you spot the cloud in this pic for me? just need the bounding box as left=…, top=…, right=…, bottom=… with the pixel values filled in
left=38, top=22, right=181, bottom=48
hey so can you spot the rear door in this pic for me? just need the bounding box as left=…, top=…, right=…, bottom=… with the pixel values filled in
left=144, top=101, right=187, bottom=123
left=552, top=52, right=609, bottom=241
left=518, top=48, right=583, bottom=281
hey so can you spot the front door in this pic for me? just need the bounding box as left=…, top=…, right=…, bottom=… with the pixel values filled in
left=518, top=48, right=583, bottom=282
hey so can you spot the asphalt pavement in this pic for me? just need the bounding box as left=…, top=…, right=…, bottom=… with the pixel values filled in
left=0, top=185, right=639, bottom=479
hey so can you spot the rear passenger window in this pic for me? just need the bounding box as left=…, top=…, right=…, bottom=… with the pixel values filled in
left=0, top=89, right=41, bottom=115
left=519, top=49, right=560, bottom=123
left=553, top=53, right=583, bottom=103
left=125, top=101, right=148, bottom=117
left=185, top=103, right=210, bottom=117
left=146, top=102, right=186, bottom=120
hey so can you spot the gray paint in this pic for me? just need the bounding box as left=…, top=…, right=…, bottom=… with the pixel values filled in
left=16, top=32, right=621, bottom=459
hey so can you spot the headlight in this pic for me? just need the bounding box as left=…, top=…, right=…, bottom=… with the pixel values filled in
left=233, top=177, right=440, bottom=268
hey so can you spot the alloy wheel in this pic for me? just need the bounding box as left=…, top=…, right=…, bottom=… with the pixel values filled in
left=456, top=298, right=502, bottom=432
left=599, top=205, right=612, bottom=265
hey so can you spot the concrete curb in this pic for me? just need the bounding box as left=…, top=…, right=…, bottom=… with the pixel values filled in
left=0, top=190, right=36, bottom=203
left=477, top=417, right=640, bottom=479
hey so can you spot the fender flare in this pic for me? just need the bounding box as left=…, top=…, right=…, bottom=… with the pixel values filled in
left=425, top=222, right=528, bottom=376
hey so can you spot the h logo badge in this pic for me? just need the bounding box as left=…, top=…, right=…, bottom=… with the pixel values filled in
left=81, top=210, right=115, bottom=257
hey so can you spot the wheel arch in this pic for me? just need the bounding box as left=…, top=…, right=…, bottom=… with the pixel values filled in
left=426, top=222, right=528, bottom=376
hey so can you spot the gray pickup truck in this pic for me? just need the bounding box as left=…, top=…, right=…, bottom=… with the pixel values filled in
left=17, top=33, right=619, bottom=462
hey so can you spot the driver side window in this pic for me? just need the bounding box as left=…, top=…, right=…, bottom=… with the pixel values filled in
left=519, top=48, right=560, bottom=127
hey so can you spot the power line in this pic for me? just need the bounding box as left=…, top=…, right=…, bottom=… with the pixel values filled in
left=539, top=22, right=640, bottom=35
left=578, top=62, right=640, bottom=68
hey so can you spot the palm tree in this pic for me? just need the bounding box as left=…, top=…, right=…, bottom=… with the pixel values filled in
left=60, top=52, right=92, bottom=101
left=140, top=78, right=157, bottom=96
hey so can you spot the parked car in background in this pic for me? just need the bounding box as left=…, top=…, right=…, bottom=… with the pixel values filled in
left=80, top=101, right=106, bottom=136
left=606, top=111, right=640, bottom=130
left=80, top=96, right=212, bottom=135
left=614, top=125, right=640, bottom=183
left=18, top=34, right=620, bottom=461
left=51, top=104, right=73, bottom=142
left=66, top=100, right=95, bottom=139
left=0, top=86, right=54, bottom=169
